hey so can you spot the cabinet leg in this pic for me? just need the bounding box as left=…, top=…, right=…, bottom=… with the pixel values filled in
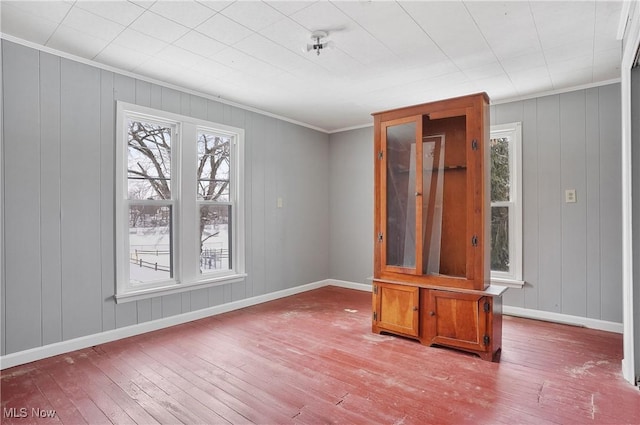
left=479, top=348, right=501, bottom=362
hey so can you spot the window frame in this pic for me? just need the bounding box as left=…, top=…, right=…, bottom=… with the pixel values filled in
left=490, top=122, right=524, bottom=287
left=115, top=102, right=245, bottom=303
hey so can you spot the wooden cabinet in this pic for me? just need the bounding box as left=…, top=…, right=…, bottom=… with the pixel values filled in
left=372, top=282, right=419, bottom=337
left=423, top=289, right=502, bottom=361
left=372, top=93, right=505, bottom=361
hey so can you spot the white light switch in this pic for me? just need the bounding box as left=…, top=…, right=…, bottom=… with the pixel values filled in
left=565, top=189, right=577, bottom=203
left=277, top=197, right=283, bottom=208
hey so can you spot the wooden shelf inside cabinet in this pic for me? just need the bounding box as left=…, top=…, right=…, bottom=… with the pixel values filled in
left=372, top=93, right=498, bottom=361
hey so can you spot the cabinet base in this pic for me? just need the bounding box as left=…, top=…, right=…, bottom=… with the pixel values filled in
left=372, top=328, right=502, bottom=362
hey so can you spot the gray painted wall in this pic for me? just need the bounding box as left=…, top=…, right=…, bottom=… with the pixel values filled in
left=1, top=40, right=330, bottom=356
left=329, top=127, right=374, bottom=284
left=329, top=85, right=623, bottom=323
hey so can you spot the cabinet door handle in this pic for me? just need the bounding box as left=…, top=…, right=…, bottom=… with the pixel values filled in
left=415, top=192, right=421, bottom=196
left=413, top=306, right=418, bottom=311
left=429, top=311, right=435, bottom=316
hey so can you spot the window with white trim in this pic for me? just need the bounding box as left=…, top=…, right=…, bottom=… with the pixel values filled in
left=490, top=122, right=523, bottom=286
left=115, top=102, right=245, bottom=302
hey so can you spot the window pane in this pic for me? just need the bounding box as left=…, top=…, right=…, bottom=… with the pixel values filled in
left=491, top=136, right=510, bottom=202
left=200, top=204, right=232, bottom=273
left=385, top=122, right=417, bottom=268
left=422, top=135, right=447, bottom=275
left=128, top=204, right=173, bottom=284
left=197, top=131, right=230, bottom=202
left=128, top=120, right=172, bottom=200
left=491, top=206, right=509, bottom=272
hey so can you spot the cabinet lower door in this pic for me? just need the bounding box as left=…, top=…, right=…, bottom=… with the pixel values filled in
left=424, top=290, right=489, bottom=353
left=373, top=283, right=419, bottom=337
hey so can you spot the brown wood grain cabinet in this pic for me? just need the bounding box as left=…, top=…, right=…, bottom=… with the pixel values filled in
left=371, top=93, right=505, bottom=361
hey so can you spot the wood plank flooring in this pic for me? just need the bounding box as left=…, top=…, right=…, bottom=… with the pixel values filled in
left=2, top=286, right=639, bottom=424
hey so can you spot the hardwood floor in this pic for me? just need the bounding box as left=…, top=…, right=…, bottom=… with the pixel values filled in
left=2, top=286, right=639, bottom=424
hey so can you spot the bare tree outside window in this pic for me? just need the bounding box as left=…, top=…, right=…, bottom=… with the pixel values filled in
left=127, top=120, right=173, bottom=284
left=197, top=131, right=232, bottom=273
left=116, top=102, right=245, bottom=299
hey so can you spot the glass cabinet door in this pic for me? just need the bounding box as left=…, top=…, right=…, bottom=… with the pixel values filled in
left=381, top=113, right=469, bottom=280
left=381, top=116, right=423, bottom=274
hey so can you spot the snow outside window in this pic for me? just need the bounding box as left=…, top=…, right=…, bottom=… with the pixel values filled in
left=115, top=102, right=245, bottom=302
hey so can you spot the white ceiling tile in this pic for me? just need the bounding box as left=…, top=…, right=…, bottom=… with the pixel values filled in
left=155, top=45, right=213, bottom=71
left=400, top=1, right=494, bottom=68
left=594, top=0, right=624, bottom=37
left=74, top=1, right=145, bottom=27
left=289, top=2, right=397, bottom=65
left=508, top=65, right=553, bottom=94
left=289, top=1, right=353, bottom=32
left=129, top=1, right=155, bottom=9
left=211, top=47, right=282, bottom=79
left=2, top=0, right=72, bottom=23
left=544, top=41, right=594, bottom=65
left=259, top=15, right=312, bottom=50
left=133, top=56, right=189, bottom=82
left=0, top=0, right=625, bottom=131
left=193, top=58, right=236, bottom=81
left=149, top=1, right=216, bottom=28
left=165, top=67, right=212, bottom=92
left=547, top=55, right=594, bottom=76
left=232, top=34, right=310, bottom=74
left=592, top=64, right=620, bottom=81
left=0, top=2, right=60, bottom=45
left=196, top=13, right=254, bottom=45
left=500, top=51, right=547, bottom=75
left=333, top=27, right=395, bottom=65
left=111, top=28, right=170, bottom=55
left=592, top=47, right=621, bottom=68
left=130, top=11, right=190, bottom=43
left=464, top=61, right=506, bottom=81
left=470, top=75, right=518, bottom=100
left=220, top=1, right=285, bottom=32
left=174, top=31, right=227, bottom=58
left=61, top=6, right=125, bottom=42
left=333, top=1, right=445, bottom=62
left=531, top=1, right=596, bottom=50
left=47, top=25, right=111, bottom=58
left=594, top=38, right=622, bottom=53
left=265, top=1, right=313, bottom=17
left=549, top=67, right=593, bottom=89
left=301, top=46, right=369, bottom=76
left=94, top=42, right=151, bottom=71
left=195, top=1, right=235, bottom=13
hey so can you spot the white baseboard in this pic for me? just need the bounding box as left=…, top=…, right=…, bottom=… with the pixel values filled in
left=1, top=279, right=622, bottom=370
left=327, top=279, right=372, bottom=292
left=0, top=279, right=332, bottom=370
left=503, top=305, right=623, bottom=334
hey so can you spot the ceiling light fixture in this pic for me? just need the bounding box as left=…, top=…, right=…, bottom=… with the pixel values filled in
left=304, top=30, right=332, bottom=56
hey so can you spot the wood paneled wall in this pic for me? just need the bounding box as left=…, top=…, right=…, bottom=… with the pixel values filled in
left=491, top=86, right=622, bottom=322
left=329, top=85, right=623, bottom=324
left=1, top=40, right=330, bottom=356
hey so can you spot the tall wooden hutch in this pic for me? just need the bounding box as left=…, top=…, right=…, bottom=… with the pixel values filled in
left=372, top=93, right=505, bottom=361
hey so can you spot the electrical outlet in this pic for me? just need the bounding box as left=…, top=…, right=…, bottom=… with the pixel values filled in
left=565, top=189, right=577, bottom=203
left=277, top=197, right=283, bottom=208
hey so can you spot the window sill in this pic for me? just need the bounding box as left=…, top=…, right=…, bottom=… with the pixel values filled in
left=115, top=273, right=247, bottom=304
left=490, top=277, right=525, bottom=288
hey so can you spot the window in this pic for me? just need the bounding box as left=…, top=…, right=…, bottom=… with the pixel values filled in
left=115, top=102, right=245, bottom=302
left=490, top=122, right=523, bottom=287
